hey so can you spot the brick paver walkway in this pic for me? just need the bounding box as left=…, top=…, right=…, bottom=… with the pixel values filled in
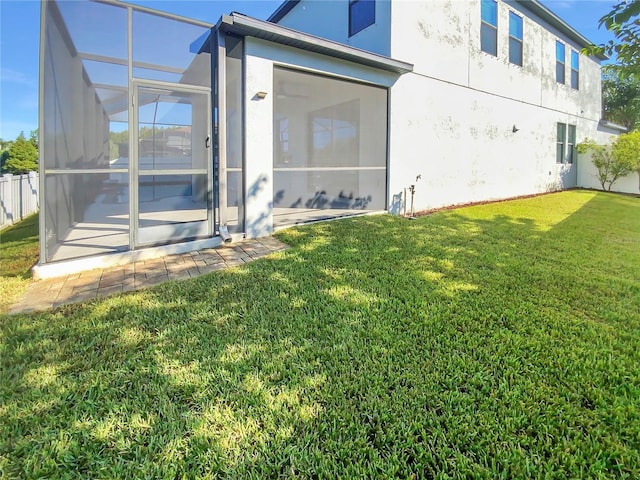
left=9, top=238, right=288, bottom=314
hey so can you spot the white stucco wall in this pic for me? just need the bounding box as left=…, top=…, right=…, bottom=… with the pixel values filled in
left=387, top=72, right=605, bottom=211
left=385, top=0, right=607, bottom=212
left=273, top=0, right=609, bottom=214
left=390, top=0, right=602, bottom=120
left=274, top=0, right=391, bottom=56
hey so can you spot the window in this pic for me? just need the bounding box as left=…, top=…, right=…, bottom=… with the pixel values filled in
left=571, top=50, right=579, bottom=89
left=556, top=123, right=576, bottom=164
left=556, top=41, right=565, bottom=84
left=556, top=123, right=566, bottom=163
left=567, top=124, right=576, bottom=164
left=481, top=0, right=498, bottom=56
left=509, top=12, right=523, bottom=66
left=349, top=0, right=375, bottom=36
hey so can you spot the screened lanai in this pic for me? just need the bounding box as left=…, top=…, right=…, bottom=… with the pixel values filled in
left=40, top=0, right=219, bottom=263
left=40, top=1, right=404, bottom=272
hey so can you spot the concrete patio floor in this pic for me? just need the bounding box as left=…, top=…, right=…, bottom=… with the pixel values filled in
left=9, top=237, right=288, bottom=314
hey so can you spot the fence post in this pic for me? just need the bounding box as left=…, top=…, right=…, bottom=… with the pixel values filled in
left=0, top=175, right=7, bottom=226
left=18, top=173, right=25, bottom=221
left=29, top=171, right=39, bottom=210
left=5, top=173, right=14, bottom=225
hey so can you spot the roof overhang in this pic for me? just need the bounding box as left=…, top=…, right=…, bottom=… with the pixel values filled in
left=599, top=120, right=628, bottom=133
left=216, top=13, right=413, bottom=75
left=515, top=0, right=608, bottom=60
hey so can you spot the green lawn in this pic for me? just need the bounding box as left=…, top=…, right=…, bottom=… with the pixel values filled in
left=1, top=191, right=639, bottom=479
left=0, top=214, right=38, bottom=312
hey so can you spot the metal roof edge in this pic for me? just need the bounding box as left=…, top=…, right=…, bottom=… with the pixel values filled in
left=598, top=120, right=629, bottom=133
left=267, top=0, right=300, bottom=23
left=515, top=0, right=608, bottom=60
left=222, top=13, right=413, bottom=75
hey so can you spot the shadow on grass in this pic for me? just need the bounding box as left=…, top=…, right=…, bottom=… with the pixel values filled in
left=1, top=192, right=639, bottom=478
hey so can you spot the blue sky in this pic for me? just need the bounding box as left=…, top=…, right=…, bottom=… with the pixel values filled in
left=0, top=0, right=618, bottom=141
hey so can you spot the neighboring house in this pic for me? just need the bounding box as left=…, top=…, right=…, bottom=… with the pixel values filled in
left=36, top=0, right=619, bottom=278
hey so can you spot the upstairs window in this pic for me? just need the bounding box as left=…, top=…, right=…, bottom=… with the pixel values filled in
left=349, top=0, right=375, bottom=36
left=509, top=11, right=523, bottom=66
left=571, top=50, right=579, bottom=89
left=481, top=0, right=498, bottom=56
left=556, top=41, right=565, bottom=84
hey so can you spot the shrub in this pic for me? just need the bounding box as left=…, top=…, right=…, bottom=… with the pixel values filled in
left=577, top=138, right=634, bottom=191
left=612, top=130, right=640, bottom=191
left=3, top=132, right=38, bottom=174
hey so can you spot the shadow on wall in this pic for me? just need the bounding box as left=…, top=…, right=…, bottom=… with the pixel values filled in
left=246, top=174, right=271, bottom=239
left=389, top=191, right=403, bottom=215
left=273, top=188, right=375, bottom=211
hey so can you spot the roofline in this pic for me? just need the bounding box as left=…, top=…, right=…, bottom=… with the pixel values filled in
left=268, top=1, right=608, bottom=62
left=218, top=13, right=413, bottom=75
left=599, top=120, right=628, bottom=133
left=515, top=0, right=608, bottom=60
left=267, top=0, right=299, bottom=23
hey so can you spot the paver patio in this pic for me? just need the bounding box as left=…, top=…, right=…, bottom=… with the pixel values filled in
left=8, top=238, right=288, bottom=314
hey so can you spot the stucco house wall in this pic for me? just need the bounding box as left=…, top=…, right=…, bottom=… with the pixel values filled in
left=386, top=0, right=604, bottom=210
left=274, top=0, right=391, bottom=56
left=273, top=0, right=610, bottom=212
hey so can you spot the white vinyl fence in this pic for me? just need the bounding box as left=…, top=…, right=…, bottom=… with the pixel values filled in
left=0, top=172, right=39, bottom=229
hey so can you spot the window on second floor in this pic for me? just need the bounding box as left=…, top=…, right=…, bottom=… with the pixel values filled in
left=571, top=50, right=579, bottom=89
left=349, top=0, right=375, bottom=37
left=509, top=11, right=523, bottom=66
left=481, top=0, right=498, bottom=56
left=556, top=41, right=565, bottom=84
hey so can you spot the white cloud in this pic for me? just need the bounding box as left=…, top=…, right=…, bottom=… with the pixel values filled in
left=0, top=68, right=36, bottom=87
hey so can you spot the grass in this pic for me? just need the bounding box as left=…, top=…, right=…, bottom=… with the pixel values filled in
left=1, top=190, right=639, bottom=478
left=0, top=214, right=38, bottom=312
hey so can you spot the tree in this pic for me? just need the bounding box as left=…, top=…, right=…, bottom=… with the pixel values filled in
left=0, top=138, right=13, bottom=151
left=0, top=138, right=12, bottom=172
left=3, top=132, right=38, bottom=174
left=602, top=71, right=640, bottom=129
left=577, top=138, right=635, bottom=191
left=584, top=1, right=640, bottom=75
left=29, top=129, right=38, bottom=150
left=612, top=130, right=640, bottom=190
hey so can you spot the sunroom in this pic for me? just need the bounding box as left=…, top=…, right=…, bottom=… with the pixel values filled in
left=37, top=0, right=411, bottom=278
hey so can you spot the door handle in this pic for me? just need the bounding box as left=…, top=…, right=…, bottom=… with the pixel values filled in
left=205, top=136, right=210, bottom=148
